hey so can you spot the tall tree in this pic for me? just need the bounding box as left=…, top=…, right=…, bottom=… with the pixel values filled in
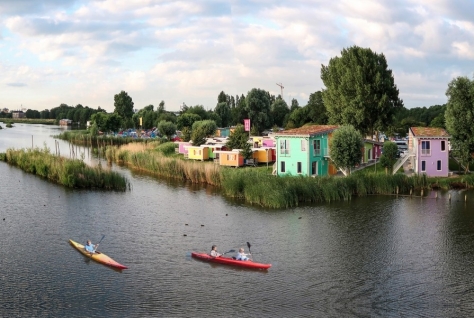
left=214, top=102, right=231, bottom=127
left=321, top=45, right=403, bottom=138
left=329, top=125, right=363, bottom=175
left=232, top=94, right=247, bottom=125
left=270, top=98, right=290, bottom=127
left=245, top=88, right=271, bottom=134
left=226, top=124, right=249, bottom=150
left=158, top=120, right=177, bottom=140
left=306, top=91, right=328, bottom=124
left=445, top=76, right=474, bottom=172
left=114, top=90, right=134, bottom=120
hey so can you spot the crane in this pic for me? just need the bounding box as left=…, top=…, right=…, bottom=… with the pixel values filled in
left=276, top=83, right=284, bottom=99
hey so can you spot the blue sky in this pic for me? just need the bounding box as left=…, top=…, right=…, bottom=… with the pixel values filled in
left=1, top=0, right=474, bottom=113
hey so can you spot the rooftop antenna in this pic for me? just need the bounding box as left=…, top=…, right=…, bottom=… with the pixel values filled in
left=276, top=83, right=284, bottom=99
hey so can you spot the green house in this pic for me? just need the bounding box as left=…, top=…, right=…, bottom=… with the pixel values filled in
left=273, top=125, right=339, bottom=177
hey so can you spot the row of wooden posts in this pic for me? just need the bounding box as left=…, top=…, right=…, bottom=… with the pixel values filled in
left=396, top=186, right=469, bottom=202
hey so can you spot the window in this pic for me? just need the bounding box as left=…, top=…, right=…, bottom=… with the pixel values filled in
left=297, top=162, right=302, bottom=174
left=311, top=161, right=317, bottom=176
left=367, top=149, right=371, bottom=161
left=301, top=140, right=306, bottom=151
left=421, top=160, right=426, bottom=172
left=280, top=139, right=290, bottom=155
left=421, top=141, right=430, bottom=155
left=280, top=161, right=286, bottom=173
left=313, top=140, right=321, bottom=156
left=441, top=140, right=446, bottom=151
left=437, top=160, right=441, bottom=171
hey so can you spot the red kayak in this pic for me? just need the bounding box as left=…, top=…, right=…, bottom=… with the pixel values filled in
left=191, top=252, right=271, bottom=270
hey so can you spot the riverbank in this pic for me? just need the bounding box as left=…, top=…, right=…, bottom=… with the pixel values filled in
left=0, top=147, right=128, bottom=191
left=0, top=118, right=56, bottom=125
left=103, top=141, right=474, bottom=208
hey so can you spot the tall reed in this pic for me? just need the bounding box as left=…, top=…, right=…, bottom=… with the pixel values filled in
left=3, top=147, right=128, bottom=191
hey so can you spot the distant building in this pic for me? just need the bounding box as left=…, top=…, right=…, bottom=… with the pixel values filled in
left=12, top=111, right=25, bottom=118
left=2, top=108, right=9, bottom=113
left=59, top=119, right=72, bottom=126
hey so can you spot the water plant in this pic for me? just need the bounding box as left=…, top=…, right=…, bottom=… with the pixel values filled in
left=2, top=147, right=128, bottom=191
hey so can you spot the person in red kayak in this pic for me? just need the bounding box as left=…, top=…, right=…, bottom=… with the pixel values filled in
left=85, top=240, right=98, bottom=254
left=236, top=248, right=251, bottom=261
left=210, top=245, right=222, bottom=257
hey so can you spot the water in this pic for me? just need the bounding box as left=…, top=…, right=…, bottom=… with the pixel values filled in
left=2, top=123, right=474, bottom=317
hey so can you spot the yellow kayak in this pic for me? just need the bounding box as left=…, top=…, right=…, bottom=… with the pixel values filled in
left=69, top=239, right=128, bottom=270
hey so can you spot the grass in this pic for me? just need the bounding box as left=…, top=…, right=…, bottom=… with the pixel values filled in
left=1, top=147, right=128, bottom=191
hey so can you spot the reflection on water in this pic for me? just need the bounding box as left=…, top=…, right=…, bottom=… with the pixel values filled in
left=2, top=124, right=474, bottom=317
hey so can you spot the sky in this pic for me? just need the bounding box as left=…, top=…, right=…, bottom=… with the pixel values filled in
left=1, top=0, right=474, bottom=113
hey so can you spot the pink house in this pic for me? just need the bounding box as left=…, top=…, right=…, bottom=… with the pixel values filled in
left=408, top=127, right=450, bottom=177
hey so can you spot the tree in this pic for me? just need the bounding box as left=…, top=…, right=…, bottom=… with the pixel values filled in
left=270, top=98, right=290, bottom=127
left=114, top=91, right=134, bottom=120
left=232, top=94, right=247, bottom=125
left=445, top=76, right=474, bottom=172
left=290, top=98, right=300, bottom=111
left=217, top=91, right=227, bottom=104
left=245, top=88, right=271, bottom=134
left=181, top=126, right=192, bottom=142
left=186, top=105, right=208, bottom=120
left=191, top=126, right=207, bottom=146
left=104, top=113, right=123, bottom=133
left=214, top=102, right=231, bottom=127
left=379, top=141, right=399, bottom=174
left=192, top=120, right=217, bottom=137
left=329, top=125, right=363, bottom=175
left=286, top=107, right=308, bottom=128
left=321, top=45, right=403, bottom=138
left=157, top=120, right=177, bottom=140
left=306, top=91, right=328, bottom=124
left=176, top=113, right=201, bottom=130
left=226, top=124, right=250, bottom=150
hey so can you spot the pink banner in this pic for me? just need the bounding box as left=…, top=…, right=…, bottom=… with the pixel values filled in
left=244, top=119, right=250, bottom=132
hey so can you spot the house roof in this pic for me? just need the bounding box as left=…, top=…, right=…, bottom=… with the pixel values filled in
left=410, top=127, right=450, bottom=138
left=273, top=125, right=339, bottom=137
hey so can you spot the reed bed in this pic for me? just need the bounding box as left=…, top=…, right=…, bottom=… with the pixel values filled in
left=2, top=147, right=128, bottom=191
left=106, top=145, right=222, bottom=186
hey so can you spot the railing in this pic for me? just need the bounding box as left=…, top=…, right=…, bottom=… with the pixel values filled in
left=313, top=148, right=329, bottom=157
left=421, top=149, right=431, bottom=156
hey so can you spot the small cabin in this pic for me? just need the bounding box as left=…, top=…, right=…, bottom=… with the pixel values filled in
left=252, top=147, right=276, bottom=164
left=59, top=119, right=72, bottom=126
left=214, top=150, right=244, bottom=167
left=184, top=145, right=210, bottom=161
left=175, top=141, right=191, bottom=155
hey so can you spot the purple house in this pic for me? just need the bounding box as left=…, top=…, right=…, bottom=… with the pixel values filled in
left=408, top=127, right=450, bottom=177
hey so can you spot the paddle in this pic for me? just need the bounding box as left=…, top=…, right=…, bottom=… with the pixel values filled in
left=89, top=235, right=105, bottom=255
left=211, top=249, right=235, bottom=259
left=247, top=242, right=253, bottom=260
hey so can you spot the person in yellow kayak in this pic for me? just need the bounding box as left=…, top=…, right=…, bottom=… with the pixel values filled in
left=85, top=240, right=99, bottom=253
left=210, top=245, right=222, bottom=257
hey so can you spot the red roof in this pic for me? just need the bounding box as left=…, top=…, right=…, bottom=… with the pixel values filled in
left=410, top=127, right=449, bottom=137
left=274, top=125, right=339, bottom=137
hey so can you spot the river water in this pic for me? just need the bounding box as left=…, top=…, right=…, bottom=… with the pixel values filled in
left=2, top=123, right=474, bottom=317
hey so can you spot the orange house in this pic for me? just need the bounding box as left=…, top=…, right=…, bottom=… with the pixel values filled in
left=252, top=147, right=276, bottom=164
left=214, top=150, right=244, bottom=167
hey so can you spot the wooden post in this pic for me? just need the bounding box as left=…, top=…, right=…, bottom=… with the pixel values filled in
left=435, top=192, right=438, bottom=199
left=465, top=194, right=467, bottom=202
left=421, top=189, right=424, bottom=197
left=396, top=186, right=399, bottom=196
left=449, top=193, right=451, bottom=201
left=410, top=188, right=412, bottom=197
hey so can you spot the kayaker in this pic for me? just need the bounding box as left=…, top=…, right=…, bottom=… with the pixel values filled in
left=210, top=245, right=222, bottom=257
left=85, top=240, right=98, bottom=254
left=235, top=248, right=251, bottom=261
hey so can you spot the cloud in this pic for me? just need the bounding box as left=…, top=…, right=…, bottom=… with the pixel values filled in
left=6, top=82, right=27, bottom=87
left=1, top=0, right=474, bottom=112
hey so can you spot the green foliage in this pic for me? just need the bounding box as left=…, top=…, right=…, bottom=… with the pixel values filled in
left=4, top=147, right=127, bottom=190
left=157, top=120, right=177, bottom=139
left=181, top=127, right=191, bottom=142
left=286, top=107, right=308, bottom=128
left=240, top=141, right=253, bottom=160
left=329, top=125, right=363, bottom=174
left=445, top=76, right=474, bottom=172
left=185, top=105, right=208, bottom=120
left=379, top=141, right=399, bottom=174
left=114, top=90, right=134, bottom=120
left=155, top=142, right=177, bottom=156
left=321, top=45, right=403, bottom=137
left=226, top=124, right=249, bottom=150
left=250, top=125, right=259, bottom=136
left=191, top=126, right=207, bottom=146
left=245, top=88, right=271, bottom=134
left=232, top=94, right=247, bottom=126
left=270, top=98, right=290, bottom=127
left=306, top=91, right=328, bottom=124
left=191, top=120, right=217, bottom=137
left=214, top=101, right=231, bottom=127
left=176, top=113, right=201, bottom=130
left=89, top=123, right=99, bottom=137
